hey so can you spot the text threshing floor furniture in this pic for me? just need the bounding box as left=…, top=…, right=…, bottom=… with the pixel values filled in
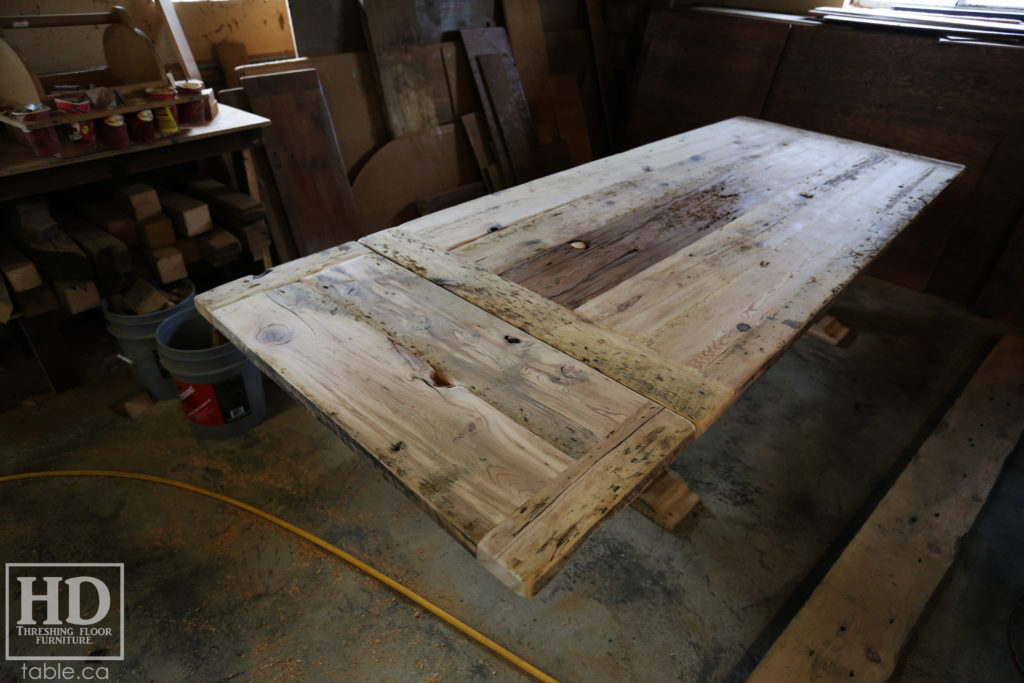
left=196, top=117, right=962, bottom=597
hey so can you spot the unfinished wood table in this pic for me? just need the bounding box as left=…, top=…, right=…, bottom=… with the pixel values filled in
left=196, top=117, right=962, bottom=597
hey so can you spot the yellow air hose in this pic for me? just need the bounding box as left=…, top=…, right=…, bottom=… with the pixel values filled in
left=0, top=469, right=559, bottom=683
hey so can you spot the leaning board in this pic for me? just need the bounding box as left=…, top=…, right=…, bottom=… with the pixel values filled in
left=197, top=117, right=962, bottom=596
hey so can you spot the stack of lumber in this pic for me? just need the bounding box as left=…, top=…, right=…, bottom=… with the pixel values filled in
left=182, top=177, right=271, bottom=267
left=2, top=199, right=102, bottom=319
left=219, top=0, right=618, bottom=238
left=0, top=180, right=271, bottom=323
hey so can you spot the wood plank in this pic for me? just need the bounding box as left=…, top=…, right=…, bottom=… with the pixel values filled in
left=477, top=52, right=538, bottom=185
left=548, top=72, right=592, bottom=166
left=196, top=243, right=363, bottom=312
left=241, top=68, right=363, bottom=255
left=460, top=27, right=517, bottom=186
left=351, top=123, right=480, bottom=233
left=0, top=241, right=43, bottom=293
left=236, top=53, right=388, bottom=179
left=585, top=0, right=617, bottom=144
left=503, top=0, right=558, bottom=144
left=215, top=40, right=248, bottom=89
left=574, top=143, right=961, bottom=391
left=623, top=10, right=791, bottom=149
left=399, top=116, right=772, bottom=251
left=477, top=407, right=694, bottom=596
left=309, top=252, right=655, bottom=459
left=460, top=111, right=503, bottom=191
left=454, top=118, right=831, bottom=275
left=416, top=182, right=488, bottom=216
left=199, top=278, right=574, bottom=549
left=156, top=0, right=201, bottom=81
left=360, top=0, right=439, bottom=138
left=748, top=334, right=1024, bottom=683
left=360, top=228, right=733, bottom=432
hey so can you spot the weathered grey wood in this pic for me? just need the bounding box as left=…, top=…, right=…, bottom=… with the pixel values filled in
left=749, top=334, right=1024, bottom=683
left=199, top=117, right=962, bottom=597
left=360, top=228, right=734, bottom=433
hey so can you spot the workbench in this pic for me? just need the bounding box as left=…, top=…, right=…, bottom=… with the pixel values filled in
left=197, top=117, right=962, bottom=597
left=0, top=104, right=269, bottom=202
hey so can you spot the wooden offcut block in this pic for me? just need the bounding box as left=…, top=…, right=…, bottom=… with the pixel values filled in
left=53, top=280, right=101, bottom=315
left=158, top=190, right=213, bottom=237
left=80, top=202, right=138, bottom=247
left=143, top=246, right=188, bottom=284
left=6, top=200, right=58, bottom=243
left=225, top=219, right=270, bottom=253
left=113, top=183, right=162, bottom=221
left=183, top=178, right=265, bottom=227
left=174, top=238, right=202, bottom=265
left=13, top=284, right=58, bottom=317
left=22, top=231, right=93, bottom=281
left=0, top=241, right=43, bottom=293
left=61, top=215, right=132, bottom=276
left=123, top=279, right=170, bottom=315
left=137, top=213, right=176, bottom=249
left=201, top=228, right=242, bottom=266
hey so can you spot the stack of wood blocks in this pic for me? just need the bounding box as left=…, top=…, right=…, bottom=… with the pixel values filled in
left=0, top=180, right=271, bottom=323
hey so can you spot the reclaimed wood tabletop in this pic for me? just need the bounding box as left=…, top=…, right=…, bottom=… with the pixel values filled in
left=196, top=117, right=962, bottom=597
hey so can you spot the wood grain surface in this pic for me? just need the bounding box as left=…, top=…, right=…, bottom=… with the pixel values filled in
left=199, top=117, right=961, bottom=596
left=241, top=68, right=363, bottom=255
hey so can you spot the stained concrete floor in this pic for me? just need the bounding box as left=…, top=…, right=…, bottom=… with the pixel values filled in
left=0, top=276, right=1020, bottom=682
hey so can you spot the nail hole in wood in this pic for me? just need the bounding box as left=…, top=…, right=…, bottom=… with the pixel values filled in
left=430, top=368, right=453, bottom=387
left=504, top=335, right=521, bottom=344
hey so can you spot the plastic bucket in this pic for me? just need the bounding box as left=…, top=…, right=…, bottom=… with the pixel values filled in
left=103, top=280, right=195, bottom=400
left=156, top=305, right=265, bottom=438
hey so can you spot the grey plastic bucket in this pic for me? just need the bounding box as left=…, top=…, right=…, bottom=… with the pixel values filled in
left=103, top=280, right=195, bottom=400
left=156, top=305, right=265, bottom=439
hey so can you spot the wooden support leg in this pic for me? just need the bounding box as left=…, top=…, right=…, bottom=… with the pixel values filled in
left=632, top=469, right=700, bottom=530
left=806, top=313, right=850, bottom=346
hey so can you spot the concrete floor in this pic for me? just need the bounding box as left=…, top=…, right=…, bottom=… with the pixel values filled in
left=0, top=276, right=1020, bottom=682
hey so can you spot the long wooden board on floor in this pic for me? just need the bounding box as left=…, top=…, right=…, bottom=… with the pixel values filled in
left=198, top=117, right=962, bottom=597
left=748, top=334, right=1024, bottom=683
left=240, top=68, right=363, bottom=256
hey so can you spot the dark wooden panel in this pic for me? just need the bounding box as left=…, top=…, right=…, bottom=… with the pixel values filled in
left=763, top=23, right=1024, bottom=303
left=241, top=69, right=362, bottom=256
left=622, top=10, right=790, bottom=149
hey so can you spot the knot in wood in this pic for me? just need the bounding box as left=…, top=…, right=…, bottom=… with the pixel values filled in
left=256, top=323, right=295, bottom=345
